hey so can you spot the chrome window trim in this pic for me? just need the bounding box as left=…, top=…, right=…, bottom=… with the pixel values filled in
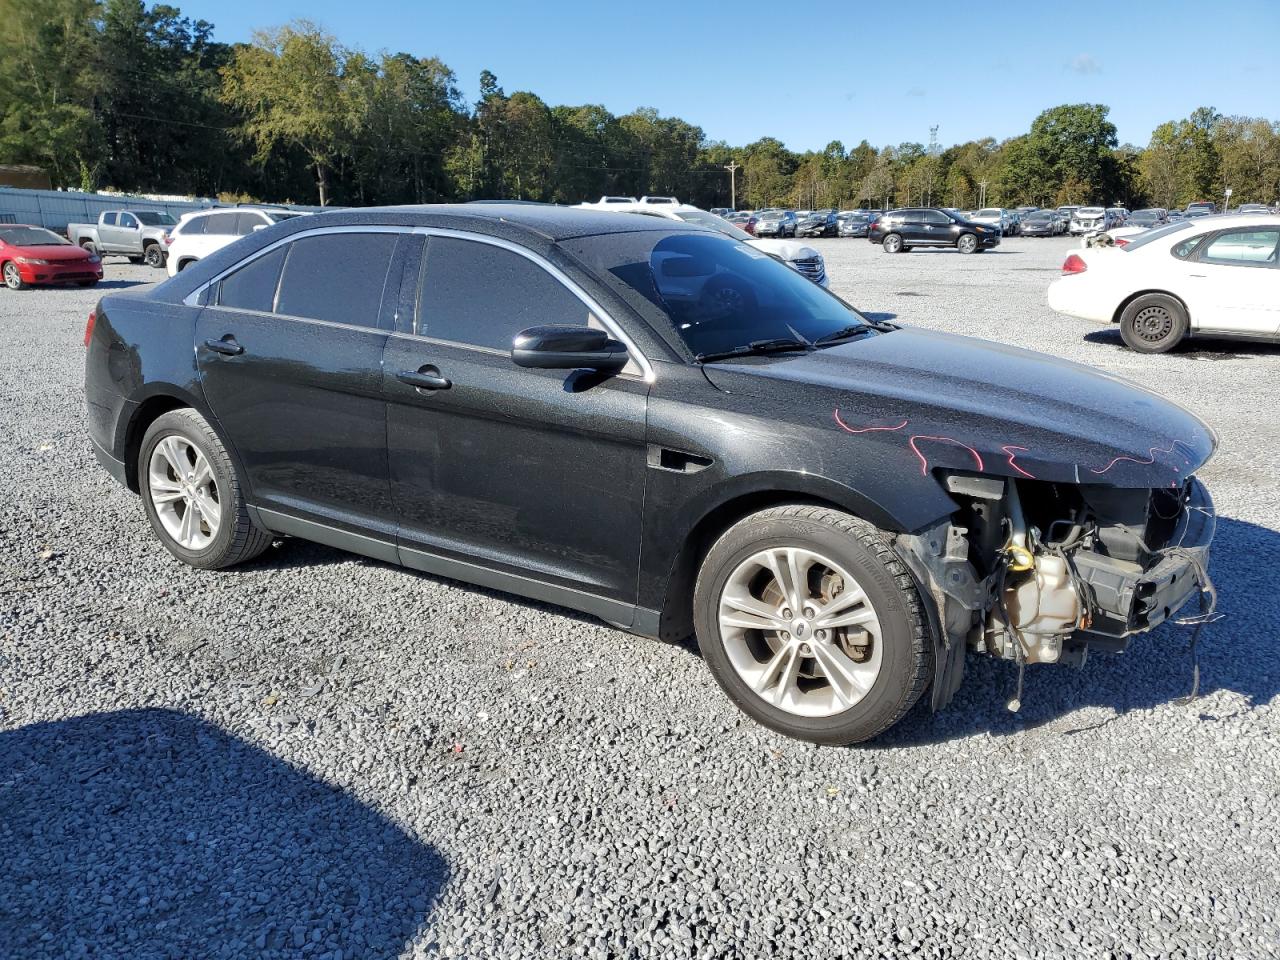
left=183, top=223, right=654, bottom=382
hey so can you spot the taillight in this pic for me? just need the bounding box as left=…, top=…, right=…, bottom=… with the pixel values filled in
left=84, top=308, right=96, bottom=347
left=163, top=233, right=173, bottom=245
left=1062, top=254, right=1087, bottom=275
left=1113, top=237, right=1130, bottom=248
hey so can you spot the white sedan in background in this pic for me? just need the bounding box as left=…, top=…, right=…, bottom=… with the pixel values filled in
left=1047, top=214, right=1280, bottom=352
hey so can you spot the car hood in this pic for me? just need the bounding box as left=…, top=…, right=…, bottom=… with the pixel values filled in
left=9, top=244, right=94, bottom=261
left=746, top=238, right=820, bottom=262
left=701, top=326, right=1214, bottom=488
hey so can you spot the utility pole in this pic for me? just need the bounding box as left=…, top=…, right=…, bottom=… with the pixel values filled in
left=724, top=161, right=740, bottom=210
left=978, top=179, right=989, bottom=208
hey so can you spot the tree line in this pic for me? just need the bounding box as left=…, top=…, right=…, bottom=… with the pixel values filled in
left=4, top=0, right=1279, bottom=212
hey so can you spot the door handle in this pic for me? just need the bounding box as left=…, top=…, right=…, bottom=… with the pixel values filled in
left=204, top=336, right=244, bottom=356
left=396, top=367, right=452, bottom=391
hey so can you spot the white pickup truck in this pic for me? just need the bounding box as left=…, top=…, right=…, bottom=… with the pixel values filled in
left=67, top=210, right=177, bottom=268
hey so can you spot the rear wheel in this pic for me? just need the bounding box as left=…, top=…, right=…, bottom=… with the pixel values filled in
left=1119, top=294, right=1188, bottom=354
left=957, top=233, right=979, bottom=254
left=882, top=233, right=904, bottom=254
left=693, top=505, right=931, bottom=745
left=80, top=241, right=98, bottom=257
left=139, top=408, right=272, bottom=569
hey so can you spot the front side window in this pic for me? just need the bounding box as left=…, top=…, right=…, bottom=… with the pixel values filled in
left=565, top=231, right=871, bottom=359
left=276, top=233, right=397, bottom=328
left=203, top=212, right=239, bottom=235
left=119, top=214, right=138, bottom=228
left=235, top=213, right=267, bottom=236
left=923, top=210, right=951, bottom=224
left=1199, top=229, right=1279, bottom=266
left=416, top=237, right=591, bottom=350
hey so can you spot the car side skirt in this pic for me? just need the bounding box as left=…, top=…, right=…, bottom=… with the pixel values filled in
left=252, top=507, right=660, bottom=637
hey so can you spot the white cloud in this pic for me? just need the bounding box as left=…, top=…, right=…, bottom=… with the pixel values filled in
left=1067, top=53, right=1102, bottom=75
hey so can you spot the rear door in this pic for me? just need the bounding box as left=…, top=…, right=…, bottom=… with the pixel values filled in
left=195, top=228, right=407, bottom=540
left=383, top=233, right=651, bottom=621
left=1179, top=227, right=1280, bottom=334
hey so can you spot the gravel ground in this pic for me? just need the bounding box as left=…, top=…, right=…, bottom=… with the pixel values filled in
left=2, top=241, right=1278, bottom=959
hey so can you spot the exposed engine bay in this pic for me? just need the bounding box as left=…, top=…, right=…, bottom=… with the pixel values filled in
left=894, top=473, right=1217, bottom=710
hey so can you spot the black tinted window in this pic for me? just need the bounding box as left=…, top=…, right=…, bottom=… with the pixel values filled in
left=218, top=246, right=286, bottom=312
left=923, top=210, right=950, bottom=224
left=235, top=213, right=267, bottom=236
left=119, top=214, right=137, bottom=228
left=102, top=213, right=117, bottom=226
left=277, top=233, right=396, bottom=328
left=417, top=237, right=589, bottom=349
left=178, top=216, right=206, bottom=236
left=204, top=212, right=239, bottom=235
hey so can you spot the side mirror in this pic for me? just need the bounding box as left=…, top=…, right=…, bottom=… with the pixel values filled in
left=512, top=325, right=628, bottom=373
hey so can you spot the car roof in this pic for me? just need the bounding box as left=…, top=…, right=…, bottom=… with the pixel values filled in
left=338, top=203, right=700, bottom=241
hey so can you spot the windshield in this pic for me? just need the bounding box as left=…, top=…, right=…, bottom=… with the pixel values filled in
left=0, top=227, right=69, bottom=245
left=757, top=211, right=785, bottom=220
left=133, top=211, right=177, bottom=226
left=1131, top=211, right=1161, bottom=223
left=1077, top=208, right=1105, bottom=216
left=672, top=210, right=753, bottom=242
left=1120, top=219, right=1196, bottom=252
left=564, top=231, right=870, bottom=359
left=975, top=209, right=1001, bottom=218
left=1026, top=212, right=1054, bottom=221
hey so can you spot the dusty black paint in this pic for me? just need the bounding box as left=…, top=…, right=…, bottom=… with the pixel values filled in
left=85, top=204, right=1217, bottom=636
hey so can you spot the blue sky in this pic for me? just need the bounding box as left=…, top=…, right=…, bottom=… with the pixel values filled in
left=182, top=0, right=1280, bottom=152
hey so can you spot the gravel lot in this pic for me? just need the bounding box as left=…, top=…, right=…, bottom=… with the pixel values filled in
left=2, top=239, right=1278, bottom=959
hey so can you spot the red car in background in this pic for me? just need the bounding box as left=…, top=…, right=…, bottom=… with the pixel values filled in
left=0, top=225, right=103, bottom=289
left=725, top=212, right=757, bottom=235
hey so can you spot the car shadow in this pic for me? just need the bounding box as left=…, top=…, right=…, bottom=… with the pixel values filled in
left=1084, top=328, right=1280, bottom=359
left=881, top=516, right=1280, bottom=746
left=0, top=708, right=448, bottom=955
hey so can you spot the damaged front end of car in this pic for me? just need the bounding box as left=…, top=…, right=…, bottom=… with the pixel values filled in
left=894, top=472, right=1217, bottom=711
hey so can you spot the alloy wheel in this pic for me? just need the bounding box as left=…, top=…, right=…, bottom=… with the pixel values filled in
left=147, top=435, right=222, bottom=551
left=717, top=546, right=883, bottom=718
left=3, top=262, right=21, bottom=289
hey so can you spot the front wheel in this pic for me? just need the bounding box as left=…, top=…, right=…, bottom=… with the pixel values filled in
left=957, top=233, right=979, bottom=254
left=139, top=408, right=272, bottom=569
left=693, top=505, right=932, bottom=745
left=882, top=233, right=904, bottom=254
left=1119, top=294, right=1188, bottom=354
left=143, top=244, right=165, bottom=268
left=3, top=261, right=27, bottom=289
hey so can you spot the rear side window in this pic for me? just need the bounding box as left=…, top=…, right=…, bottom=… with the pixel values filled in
left=276, top=233, right=396, bottom=328
left=178, top=216, right=207, bottom=236
left=416, top=237, right=590, bottom=350
left=102, top=213, right=118, bottom=226
left=204, top=212, right=239, bottom=235
left=1198, top=229, right=1279, bottom=266
left=218, top=246, right=287, bottom=312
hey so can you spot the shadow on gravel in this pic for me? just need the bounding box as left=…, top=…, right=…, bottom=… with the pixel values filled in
left=0, top=708, right=447, bottom=957
left=880, top=516, right=1280, bottom=747
left=1084, top=328, right=1280, bottom=359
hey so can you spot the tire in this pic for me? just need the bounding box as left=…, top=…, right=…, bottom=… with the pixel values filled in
left=177, top=258, right=195, bottom=272
left=2, top=261, right=27, bottom=290
left=1118, top=294, right=1188, bottom=354
left=80, top=241, right=98, bottom=257
left=143, top=244, right=165, bottom=268
left=138, top=408, right=272, bottom=569
left=957, top=233, right=979, bottom=254
left=693, top=505, right=932, bottom=745
left=882, top=233, right=904, bottom=254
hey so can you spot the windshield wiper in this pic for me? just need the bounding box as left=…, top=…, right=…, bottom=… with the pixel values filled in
left=812, top=324, right=875, bottom=346
left=695, top=338, right=814, bottom=363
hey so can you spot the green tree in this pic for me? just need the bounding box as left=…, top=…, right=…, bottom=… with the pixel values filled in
left=0, top=0, right=100, bottom=187
left=220, top=21, right=355, bottom=205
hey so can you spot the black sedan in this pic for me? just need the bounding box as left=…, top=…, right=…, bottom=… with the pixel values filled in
left=868, top=207, right=1001, bottom=253
left=838, top=212, right=878, bottom=238
left=85, top=205, right=1216, bottom=745
left=1018, top=210, right=1065, bottom=236
left=795, top=210, right=838, bottom=238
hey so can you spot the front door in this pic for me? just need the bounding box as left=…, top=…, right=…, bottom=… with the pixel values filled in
left=384, top=234, right=650, bottom=622
left=195, top=229, right=406, bottom=538
left=1180, top=227, right=1280, bottom=334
